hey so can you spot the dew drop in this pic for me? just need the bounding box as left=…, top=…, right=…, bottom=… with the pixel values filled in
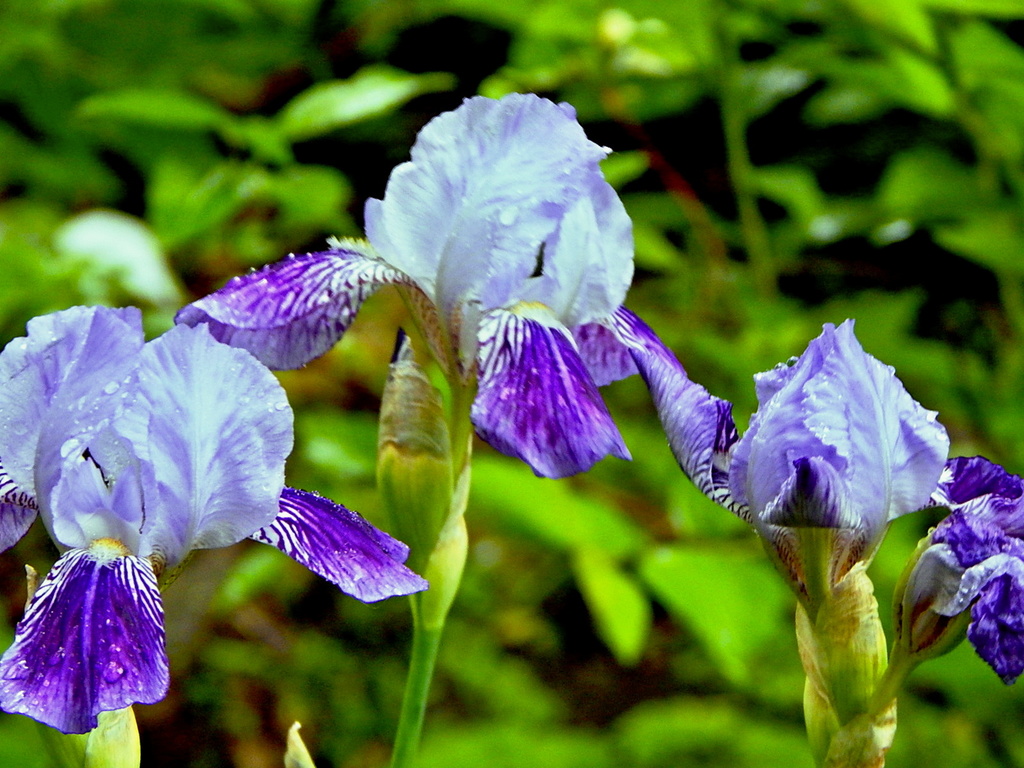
left=102, top=661, right=125, bottom=683
left=102, top=382, right=119, bottom=395
left=498, top=208, right=517, bottom=226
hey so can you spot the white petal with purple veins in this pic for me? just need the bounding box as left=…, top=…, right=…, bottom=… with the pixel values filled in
left=175, top=244, right=405, bottom=370
left=252, top=488, right=427, bottom=603
left=473, top=307, right=629, bottom=479
left=0, top=544, right=168, bottom=734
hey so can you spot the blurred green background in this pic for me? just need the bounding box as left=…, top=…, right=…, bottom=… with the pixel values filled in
left=1, top=0, right=1024, bottom=765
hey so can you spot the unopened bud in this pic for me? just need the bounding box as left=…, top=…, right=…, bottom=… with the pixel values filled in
left=377, top=332, right=454, bottom=573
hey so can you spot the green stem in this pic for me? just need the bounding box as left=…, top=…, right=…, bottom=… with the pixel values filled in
left=390, top=598, right=445, bottom=768
left=715, top=7, right=776, bottom=299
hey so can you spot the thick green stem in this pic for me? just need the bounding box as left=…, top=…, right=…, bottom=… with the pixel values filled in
left=389, top=599, right=445, bottom=768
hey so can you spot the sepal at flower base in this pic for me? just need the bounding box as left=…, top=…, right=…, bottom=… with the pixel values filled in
left=38, top=707, right=141, bottom=768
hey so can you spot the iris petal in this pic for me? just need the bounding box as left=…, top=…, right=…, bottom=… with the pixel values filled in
left=175, top=244, right=405, bottom=370
left=251, top=488, right=427, bottom=603
left=607, top=307, right=743, bottom=514
left=0, top=464, right=37, bottom=554
left=968, top=569, right=1024, bottom=683
left=0, top=306, right=143, bottom=502
left=0, top=546, right=168, bottom=734
left=365, top=94, right=625, bottom=326
left=129, top=324, right=293, bottom=565
left=473, top=308, right=629, bottom=478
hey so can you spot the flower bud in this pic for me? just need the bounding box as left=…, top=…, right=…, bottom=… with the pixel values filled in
left=377, top=332, right=455, bottom=573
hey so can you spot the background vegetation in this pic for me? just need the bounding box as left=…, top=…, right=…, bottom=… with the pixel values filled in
left=1, top=0, right=1023, bottom=765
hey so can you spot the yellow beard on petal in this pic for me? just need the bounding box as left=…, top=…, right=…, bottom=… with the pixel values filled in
left=88, top=537, right=131, bottom=564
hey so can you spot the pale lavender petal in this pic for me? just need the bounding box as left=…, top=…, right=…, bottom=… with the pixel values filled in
left=607, top=307, right=744, bottom=515
left=129, top=324, right=292, bottom=565
left=473, top=308, right=629, bottom=478
left=251, top=488, right=427, bottom=603
left=517, top=185, right=633, bottom=327
left=0, top=464, right=37, bottom=554
left=365, top=94, right=627, bottom=326
left=0, top=545, right=168, bottom=734
left=760, top=456, right=855, bottom=529
left=0, top=306, right=143, bottom=500
left=175, top=244, right=405, bottom=370
left=730, top=321, right=948, bottom=531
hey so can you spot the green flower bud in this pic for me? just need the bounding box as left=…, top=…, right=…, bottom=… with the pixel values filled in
left=377, top=334, right=455, bottom=574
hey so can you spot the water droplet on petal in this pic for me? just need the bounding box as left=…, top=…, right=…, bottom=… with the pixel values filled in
left=102, top=661, right=125, bottom=683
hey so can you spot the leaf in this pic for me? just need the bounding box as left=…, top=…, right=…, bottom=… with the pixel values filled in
left=471, top=456, right=648, bottom=557
left=639, top=545, right=791, bottom=686
left=934, top=208, right=1024, bottom=275
left=572, top=548, right=652, bottom=665
left=53, top=210, right=183, bottom=307
left=277, top=66, right=455, bottom=142
left=76, top=88, right=234, bottom=131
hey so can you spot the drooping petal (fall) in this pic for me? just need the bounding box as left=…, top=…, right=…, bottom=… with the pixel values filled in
left=607, top=307, right=742, bottom=513
left=0, top=544, right=168, bottom=734
left=175, top=245, right=406, bottom=370
left=251, top=488, right=427, bottom=603
left=472, top=307, right=629, bottom=478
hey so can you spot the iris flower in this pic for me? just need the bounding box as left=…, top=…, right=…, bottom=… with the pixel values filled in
left=0, top=306, right=426, bottom=734
left=613, top=318, right=950, bottom=596
left=176, top=93, right=660, bottom=479
left=904, top=456, right=1024, bottom=682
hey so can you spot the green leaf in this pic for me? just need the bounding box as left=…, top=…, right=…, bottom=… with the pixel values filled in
left=934, top=208, right=1024, bottom=275
left=639, top=545, right=791, bottom=686
left=471, top=456, right=648, bottom=557
left=277, top=66, right=455, bottom=142
left=76, top=88, right=234, bottom=131
left=923, top=0, right=1024, bottom=15
left=572, top=548, right=652, bottom=665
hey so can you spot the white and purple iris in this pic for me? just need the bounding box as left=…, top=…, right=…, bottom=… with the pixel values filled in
left=906, top=456, right=1024, bottom=683
left=614, top=318, right=951, bottom=593
left=0, top=306, right=426, bottom=734
left=176, top=93, right=661, bottom=479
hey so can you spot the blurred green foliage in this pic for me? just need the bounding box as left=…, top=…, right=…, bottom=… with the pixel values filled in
left=2, top=0, right=1024, bottom=766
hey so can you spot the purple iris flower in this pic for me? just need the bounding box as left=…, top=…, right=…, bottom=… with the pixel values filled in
left=0, top=306, right=426, bottom=734
left=175, top=93, right=652, bottom=478
left=610, top=317, right=950, bottom=594
left=906, top=456, right=1024, bottom=683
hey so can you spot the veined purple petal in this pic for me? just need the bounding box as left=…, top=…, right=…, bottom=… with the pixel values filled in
left=0, top=544, right=168, bottom=734
left=932, top=456, right=1024, bottom=537
left=607, top=307, right=743, bottom=515
left=129, top=324, right=293, bottom=565
left=175, top=244, right=405, bottom=370
left=760, top=456, right=854, bottom=529
left=0, top=464, right=37, bottom=554
left=473, top=308, right=629, bottom=478
left=572, top=319, right=638, bottom=387
left=251, top=488, right=427, bottom=603
left=0, top=306, right=143, bottom=502
left=365, top=94, right=629, bottom=329
left=968, top=569, right=1024, bottom=683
